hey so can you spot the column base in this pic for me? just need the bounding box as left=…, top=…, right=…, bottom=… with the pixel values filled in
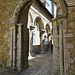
left=12, top=67, right=16, bottom=71
left=40, top=50, right=46, bottom=54
left=31, top=53, right=36, bottom=57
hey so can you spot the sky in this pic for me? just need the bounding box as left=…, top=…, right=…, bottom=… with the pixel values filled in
left=45, top=0, right=52, bottom=14
left=46, top=0, right=51, bottom=4
left=45, top=0, right=57, bottom=17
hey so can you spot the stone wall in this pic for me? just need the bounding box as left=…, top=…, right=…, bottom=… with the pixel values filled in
left=0, top=0, right=75, bottom=74
left=67, top=6, right=75, bottom=75
left=33, top=45, right=41, bottom=53
left=52, top=0, right=75, bottom=75
left=53, top=19, right=60, bottom=75
left=17, top=6, right=30, bottom=71
left=0, top=0, right=20, bottom=67
left=0, top=0, right=33, bottom=71
left=0, top=0, right=52, bottom=71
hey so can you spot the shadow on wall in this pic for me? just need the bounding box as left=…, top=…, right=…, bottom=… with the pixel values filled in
left=33, top=45, right=41, bottom=54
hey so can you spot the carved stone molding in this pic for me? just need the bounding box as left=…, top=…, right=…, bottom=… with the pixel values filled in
left=12, top=0, right=34, bottom=24
left=48, top=32, right=52, bottom=36
left=41, top=29, right=45, bottom=34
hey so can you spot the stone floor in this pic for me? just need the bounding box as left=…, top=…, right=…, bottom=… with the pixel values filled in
left=0, top=52, right=53, bottom=75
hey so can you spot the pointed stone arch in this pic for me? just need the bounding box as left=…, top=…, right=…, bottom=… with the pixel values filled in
left=11, top=0, right=36, bottom=72
left=45, top=23, right=50, bottom=34
left=34, top=16, right=44, bottom=30
left=51, top=0, right=68, bottom=75
left=29, top=12, right=33, bottom=23
left=51, top=0, right=67, bottom=16
left=45, top=23, right=51, bottom=42
left=45, top=23, right=51, bottom=51
left=34, top=16, right=45, bottom=53
left=12, top=0, right=35, bottom=24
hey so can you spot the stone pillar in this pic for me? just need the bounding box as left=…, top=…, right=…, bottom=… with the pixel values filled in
left=17, top=23, right=22, bottom=71
left=10, top=27, right=13, bottom=68
left=47, top=33, right=50, bottom=50
left=10, top=24, right=16, bottom=70
left=30, top=25, right=35, bottom=56
left=53, top=16, right=67, bottom=75
left=40, top=34, right=43, bottom=51
left=59, top=21, right=64, bottom=75
left=40, top=29, right=45, bottom=53
left=16, top=23, right=29, bottom=71
left=48, top=33, right=50, bottom=43
left=53, top=18, right=60, bottom=75
left=48, top=32, right=52, bottom=52
left=22, top=25, right=29, bottom=71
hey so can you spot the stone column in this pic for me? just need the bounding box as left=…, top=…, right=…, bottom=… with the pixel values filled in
left=10, top=27, right=13, bottom=68
left=47, top=33, right=50, bottom=50
left=53, top=18, right=60, bottom=75
left=30, top=25, right=35, bottom=56
left=59, top=21, right=64, bottom=75
left=47, top=33, right=50, bottom=43
left=21, top=24, right=29, bottom=71
left=10, top=24, right=16, bottom=70
left=57, top=17, right=67, bottom=75
left=17, top=23, right=22, bottom=71
left=40, top=29, right=45, bottom=53
left=53, top=16, right=66, bottom=75
left=48, top=32, right=52, bottom=52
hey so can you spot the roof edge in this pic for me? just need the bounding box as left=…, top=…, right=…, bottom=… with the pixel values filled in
left=37, top=0, right=54, bottom=18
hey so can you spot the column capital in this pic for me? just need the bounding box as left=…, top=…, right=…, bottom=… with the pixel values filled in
left=10, top=24, right=16, bottom=28
left=41, top=29, right=45, bottom=34
left=52, top=15, right=67, bottom=21
left=30, top=25, right=35, bottom=30
left=11, top=24, right=16, bottom=26
left=11, top=24, right=16, bottom=30
left=17, top=23, right=23, bottom=26
left=12, top=47, right=17, bottom=50
left=53, top=16, right=67, bottom=27
left=48, top=32, right=52, bottom=36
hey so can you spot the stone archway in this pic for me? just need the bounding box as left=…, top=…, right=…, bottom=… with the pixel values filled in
left=51, top=0, right=68, bottom=75
left=11, top=0, right=35, bottom=72
left=33, top=16, right=45, bottom=53
left=12, top=0, right=35, bottom=24
left=11, top=0, right=68, bottom=74
left=45, top=24, right=51, bottom=52
left=28, top=12, right=35, bottom=57
left=45, top=24, right=50, bottom=43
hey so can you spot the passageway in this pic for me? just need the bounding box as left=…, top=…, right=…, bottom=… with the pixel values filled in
left=0, top=52, right=53, bottom=75
left=20, top=52, right=53, bottom=75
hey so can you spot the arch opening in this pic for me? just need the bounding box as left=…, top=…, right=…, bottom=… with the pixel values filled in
left=11, top=0, right=55, bottom=73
